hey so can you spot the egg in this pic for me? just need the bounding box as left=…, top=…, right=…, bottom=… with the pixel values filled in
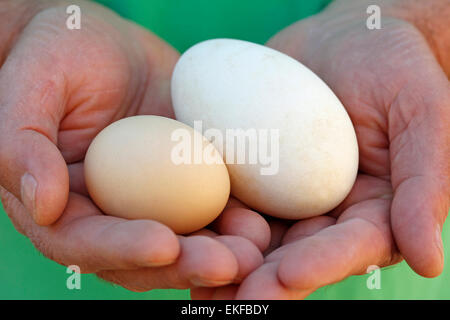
left=84, top=115, right=230, bottom=234
left=171, top=39, right=358, bottom=219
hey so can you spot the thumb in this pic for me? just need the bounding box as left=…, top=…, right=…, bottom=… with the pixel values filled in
left=0, top=38, right=69, bottom=225
left=389, top=59, right=450, bottom=277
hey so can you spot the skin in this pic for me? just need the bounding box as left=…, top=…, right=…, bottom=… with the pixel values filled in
left=0, top=0, right=270, bottom=292
left=0, top=0, right=448, bottom=298
left=192, top=0, right=450, bottom=299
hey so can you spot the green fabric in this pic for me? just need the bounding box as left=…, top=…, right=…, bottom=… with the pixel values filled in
left=1, top=0, right=449, bottom=300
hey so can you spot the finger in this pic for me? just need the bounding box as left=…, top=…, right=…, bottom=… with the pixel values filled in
left=389, top=64, right=450, bottom=277
left=211, top=207, right=271, bottom=252
left=191, top=285, right=239, bottom=300
left=188, top=229, right=218, bottom=237
left=190, top=287, right=215, bottom=300
left=264, top=216, right=337, bottom=262
left=236, top=262, right=308, bottom=300
left=0, top=185, right=28, bottom=235
left=68, top=162, right=88, bottom=196
left=263, top=219, right=290, bottom=256
left=210, top=285, right=239, bottom=300
left=0, top=27, right=68, bottom=225
left=278, top=199, right=396, bottom=291
left=97, top=235, right=239, bottom=290
left=328, top=174, right=392, bottom=218
left=282, top=215, right=336, bottom=245
left=214, top=235, right=264, bottom=282
left=391, top=177, right=449, bottom=277
left=264, top=242, right=296, bottom=263
left=54, top=195, right=183, bottom=272
left=1, top=189, right=181, bottom=272
left=225, top=197, right=250, bottom=209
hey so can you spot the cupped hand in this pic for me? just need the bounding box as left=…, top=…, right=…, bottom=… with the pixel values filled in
left=192, top=175, right=401, bottom=299
left=0, top=1, right=269, bottom=292
left=192, top=0, right=449, bottom=299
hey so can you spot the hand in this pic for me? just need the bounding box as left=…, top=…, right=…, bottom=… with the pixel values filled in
left=192, top=0, right=450, bottom=299
left=0, top=0, right=269, bottom=292
left=192, top=175, right=400, bottom=299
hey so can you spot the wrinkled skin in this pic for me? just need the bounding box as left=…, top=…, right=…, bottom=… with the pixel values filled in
left=0, top=1, right=270, bottom=292
left=192, top=3, right=450, bottom=300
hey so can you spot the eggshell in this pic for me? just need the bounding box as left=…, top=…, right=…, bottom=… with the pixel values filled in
left=84, top=115, right=230, bottom=234
left=171, top=39, right=358, bottom=219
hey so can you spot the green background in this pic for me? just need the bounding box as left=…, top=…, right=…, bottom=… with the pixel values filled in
left=1, top=0, right=449, bottom=299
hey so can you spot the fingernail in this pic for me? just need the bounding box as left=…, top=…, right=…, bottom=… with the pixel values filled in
left=190, top=277, right=231, bottom=287
left=233, top=277, right=243, bottom=284
left=21, top=173, right=37, bottom=220
left=144, top=259, right=177, bottom=267
left=435, top=225, right=444, bottom=257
